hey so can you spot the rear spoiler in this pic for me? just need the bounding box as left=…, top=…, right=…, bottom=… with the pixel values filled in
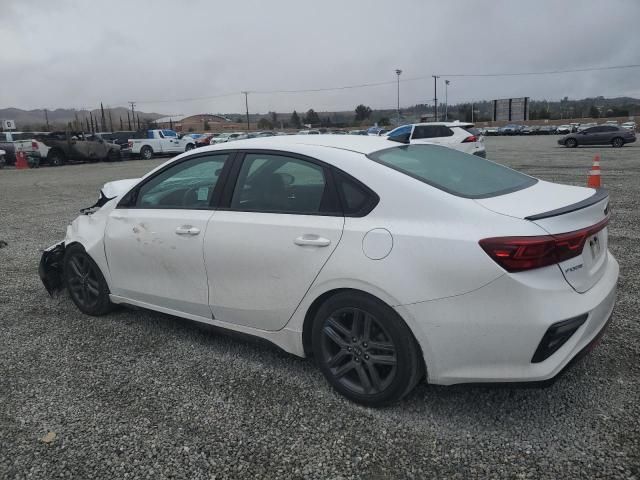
left=525, top=188, right=609, bottom=221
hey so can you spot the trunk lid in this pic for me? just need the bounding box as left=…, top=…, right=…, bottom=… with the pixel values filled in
left=476, top=180, right=609, bottom=293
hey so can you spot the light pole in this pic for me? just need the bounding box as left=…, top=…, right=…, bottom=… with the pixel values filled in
left=432, top=75, right=440, bottom=121
left=395, top=69, right=402, bottom=126
left=242, top=91, right=250, bottom=131
left=444, top=80, right=450, bottom=121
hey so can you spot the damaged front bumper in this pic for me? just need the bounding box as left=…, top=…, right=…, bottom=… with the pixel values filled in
left=38, top=242, right=65, bottom=296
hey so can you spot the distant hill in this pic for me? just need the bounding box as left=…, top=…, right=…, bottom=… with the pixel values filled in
left=0, top=107, right=164, bottom=131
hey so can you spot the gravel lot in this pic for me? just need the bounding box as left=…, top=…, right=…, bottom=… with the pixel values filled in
left=1, top=136, right=638, bottom=479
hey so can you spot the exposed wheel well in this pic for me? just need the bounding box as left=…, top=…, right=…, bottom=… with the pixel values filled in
left=301, top=288, right=423, bottom=363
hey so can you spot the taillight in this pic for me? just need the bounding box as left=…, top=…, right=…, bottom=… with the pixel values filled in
left=31, top=141, right=39, bottom=150
left=128, top=141, right=133, bottom=148
left=479, top=217, right=609, bottom=272
left=462, top=135, right=477, bottom=143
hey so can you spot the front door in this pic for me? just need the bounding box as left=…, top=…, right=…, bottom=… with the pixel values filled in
left=104, top=152, right=230, bottom=317
left=204, top=152, right=344, bottom=331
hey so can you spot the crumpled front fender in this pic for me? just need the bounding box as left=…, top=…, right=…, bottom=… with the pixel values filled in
left=39, top=242, right=66, bottom=296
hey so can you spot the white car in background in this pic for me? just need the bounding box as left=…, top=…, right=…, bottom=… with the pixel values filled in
left=387, top=122, right=486, bottom=157
left=39, top=135, right=617, bottom=406
left=621, top=121, right=636, bottom=131
left=211, top=132, right=247, bottom=144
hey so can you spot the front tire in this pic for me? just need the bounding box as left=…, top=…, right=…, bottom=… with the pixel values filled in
left=565, top=138, right=578, bottom=148
left=612, top=137, right=624, bottom=148
left=140, top=146, right=153, bottom=160
left=63, top=245, right=113, bottom=316
left=185, top=143, right=195, bottom=152
left=312, top=292, right=423, bottom=406
left=47, top=150, right=65, bottom=166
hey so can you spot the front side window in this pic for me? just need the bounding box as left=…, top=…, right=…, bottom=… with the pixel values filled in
left=368, top=144, right=536, bottom=199
left=136, top=154, right=228, bottom=209
left=231, top=154, right=331, bottom=214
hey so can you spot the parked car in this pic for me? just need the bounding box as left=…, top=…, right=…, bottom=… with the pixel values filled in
left=14, top=131, right=121, bottom=165
left=558, top=125, right=636, bottom=148
left=621, top=121, right=636, bottom=132
left=298, top=130, right=321, bottom=135
left=210, top=132, right=247, bottom=144
left=128, top=129, right=195, bottom=159
left=194, top=133, right=216, bottom=147
left=498, top=124, right=524, bottom=135
left=555, top=125, right=573, bottom=135
left=39, top=135, right=618, bottom=406
left=0, top=131, right=50, bottom=165
left=538, top=126, right=556, bottom=135
left=386, top=122, right=486, bottom=157
left=484, top=127, right=500, bottom=136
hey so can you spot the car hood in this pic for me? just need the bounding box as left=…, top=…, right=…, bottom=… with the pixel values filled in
left=102, top=178, right=139, bottom=199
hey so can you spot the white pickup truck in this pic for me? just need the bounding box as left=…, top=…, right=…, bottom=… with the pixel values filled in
left=128, top=129, right=196, bottom=159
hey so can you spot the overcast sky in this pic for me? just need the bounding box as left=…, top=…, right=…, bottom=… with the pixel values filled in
left=2, top=0, right=639, bottom=115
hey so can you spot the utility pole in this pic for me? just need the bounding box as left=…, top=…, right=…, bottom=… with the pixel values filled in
left=395, top=69, right=402, bottom=126
left=444, top=80, right=450, bottom=121
left=44, top=109, right=50, bottom=131
left=242, top=91, right=250, bottom=131
left=128, top=101, right=136, bottom=129
left=432, top=75, right=440, bottom=122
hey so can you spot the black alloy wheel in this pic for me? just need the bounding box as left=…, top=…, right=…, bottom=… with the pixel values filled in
left=63, top=245, right=113, bottom=316
left=320, top=307, right=397, bottom=396
left=612, top=137, right=624, bottom=148
left=565, top=138, right=577, bottom=148
left=312, top=292, right=423, bottom=406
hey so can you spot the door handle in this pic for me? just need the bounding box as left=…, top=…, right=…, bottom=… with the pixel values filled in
left=294, top=234, right=331, bottom=247
left=175, top=225, right=200, bottom=236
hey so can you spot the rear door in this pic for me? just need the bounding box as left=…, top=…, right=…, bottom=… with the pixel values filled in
left=204, top=151, right=344, bottom=331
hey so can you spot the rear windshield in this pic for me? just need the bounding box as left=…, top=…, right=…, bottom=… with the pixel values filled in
left=368, top=144, right=537, bottom=198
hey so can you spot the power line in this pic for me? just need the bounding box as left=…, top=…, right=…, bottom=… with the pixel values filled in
left=123, top=63, right=640, bottom=106
left=439, top=63, right=640, bottom=78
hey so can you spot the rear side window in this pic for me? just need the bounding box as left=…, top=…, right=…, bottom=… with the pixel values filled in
left=334, top=172, right=379, bottom=216
left=368, top=144, right=537, bottom=199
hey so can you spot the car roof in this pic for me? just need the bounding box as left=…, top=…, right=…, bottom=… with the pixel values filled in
left=406, top=121, right=474, bottom=128
left=199, top=134, right=397, bottom=155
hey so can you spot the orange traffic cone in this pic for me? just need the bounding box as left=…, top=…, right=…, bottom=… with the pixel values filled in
left=15, top=151, right=28, bottom=170
left=587, top=154, right=601, bottom=188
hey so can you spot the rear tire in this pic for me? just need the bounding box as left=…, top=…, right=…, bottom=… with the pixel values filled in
left=312, top=291, right=424, bottom=406
left=612, top=137, right=624, bottom=148
left=565, top=138, right=577, bottom=148
left=185, top=143, right=195, bottom=151
left=140, top=146, right=153, bottom=160
left=63, top=245, right=113, bottom=316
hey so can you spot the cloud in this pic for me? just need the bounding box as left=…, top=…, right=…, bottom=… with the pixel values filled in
left=1, top=0, right=639, bottom=114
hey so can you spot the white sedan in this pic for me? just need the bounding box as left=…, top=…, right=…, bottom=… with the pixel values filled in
left=39, top=135, right=618, bottom=406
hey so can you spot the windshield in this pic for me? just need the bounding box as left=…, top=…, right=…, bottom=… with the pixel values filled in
left=368, top=144, right=537, bottom=198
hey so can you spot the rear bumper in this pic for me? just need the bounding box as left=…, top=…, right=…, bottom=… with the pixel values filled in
left=39, top=242, right=65, bottom=295
left=395, top=251, right=619, bottom=385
